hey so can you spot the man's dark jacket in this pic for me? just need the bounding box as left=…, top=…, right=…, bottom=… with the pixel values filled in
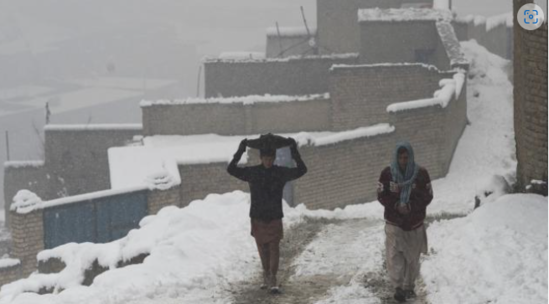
left=377, top=166, right=433, bottom=231
left=227, top=147, right=307, bottom=220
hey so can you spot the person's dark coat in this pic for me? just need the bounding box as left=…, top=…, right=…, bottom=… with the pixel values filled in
left=227, top=145, right=307, bottom=221
left=377, top=166, right=433, bottom=231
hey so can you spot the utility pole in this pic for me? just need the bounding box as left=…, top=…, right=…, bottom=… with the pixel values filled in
left=276, top=22, right=284, bottom=57
left=5, top=130, right=10, bottom=161
left=196, top=65, right=202, bottom=98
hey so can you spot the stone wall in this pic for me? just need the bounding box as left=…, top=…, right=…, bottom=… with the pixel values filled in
left=142, top=97, right=332, bottom=136
left=330, top=64, right=453, bottom=131
left=513, top=0, right=548, bottom=190
left=316, top=0, right=402, bottom=54
left=204, top=55, right=358, bottom=98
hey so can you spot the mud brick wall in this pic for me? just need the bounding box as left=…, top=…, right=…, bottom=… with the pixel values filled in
left=513, top=0, right=548, bottom=189
left=44, top=127, right=141, bottom=197
left=330, top=64, right=453, bottom=131
left=0, top=263, right=21, bottom=288
left=147, top=187, right=181, bottom=215
left=142, top=98, right=332, bottom=136
left=294, top=133, right=397, bottom=210
left=204, top=55, right=358, bottom=98
left=10, top=209, right=44, bottom=278
left=316, top=0, right=403, bottom=54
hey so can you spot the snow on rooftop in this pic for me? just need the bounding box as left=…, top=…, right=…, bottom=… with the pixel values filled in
left=358, top=8, right=452, bottom=22
left=203, top=53, right=358, bottom=63
left=4, top=160, right=45, bottom=169
left=44, top=124, right=142, bottom=131
left=140, top=93, right=330, bottom=107
left=218, top=52, right=265, bottom=60
left=109, top=125, right=394, bottom=189
left=387, top=72, right=465, bottom=112
left=266, top=26, right=317, bottom=37
left=455, top=13, right=513, bottom=30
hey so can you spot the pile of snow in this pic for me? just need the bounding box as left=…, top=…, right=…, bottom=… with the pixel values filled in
left=140, top=93, right=329, bottom=107
left=0, top=191, right=385, bottom=304
left=10, top=190, right=42, bottom=214
left=386, top=72, right=465, bottom=112
left=266, top=26, right=316, bottom=37
left=423, top=194, right=548, bottom=304
left=428, top=40, right=515, bottom=215
left=218, top=52, right=265, bottom=60
left=310, top=124, right=394, bottom=146
left=358, top=8, right=452, bottom=22
left=0, top=259, right=20, bottom=270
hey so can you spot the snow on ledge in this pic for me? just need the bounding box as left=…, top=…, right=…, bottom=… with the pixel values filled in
left=140, top=93, right=330, bottom=107
left=203, top=53, right=358, bottom=63
left=266, top=26, right=317, bottom=37
left=330, top=62, right=443, bottom=72
left=218, top=52, right=265, bottom=60
left=358, top=8, right=452, bottom=22
left=4, top=160, right=45, bottom=169
left=13, top=186, right=150, bottom=214
left=0, top=258, right=20, bottom=269
left=308, top=124, right=395, bottom=147
left=44, top=124, right=142, bottom=131
left=387, top=72, right=465, bottom=113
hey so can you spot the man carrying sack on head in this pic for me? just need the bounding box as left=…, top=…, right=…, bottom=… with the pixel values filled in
left=227, top=134, right=307, bottom=294
left=377, top=141, right=433, bottom=302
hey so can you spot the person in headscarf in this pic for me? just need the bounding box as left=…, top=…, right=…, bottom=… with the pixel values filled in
left=377, top=141, right=433, bottom=302
left=227, top=137, right=307, bottom=294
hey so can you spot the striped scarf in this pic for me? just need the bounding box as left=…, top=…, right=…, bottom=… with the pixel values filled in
left=390, top=142, right=419, bottom=205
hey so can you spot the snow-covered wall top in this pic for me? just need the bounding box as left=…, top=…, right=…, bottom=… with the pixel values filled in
left=455, top=12, right=513, bottom=30
left=358, top=8, right=452, bottom=23
left=436, top=21, right=469, bottom=67
left=266, top=27, right=317, bottom=37
left=386, top=72, right=465, bottom=112
left=218, top=52, right=265, bottom=60
left=4, top=161, right=45, bottom=169
left=203, top=53, right=358, bottom=64
left=331, top=62, right=444, bottom=72
left=140, top=93, right=329, bottom=107
left=44, top=124, right=142, bottom=131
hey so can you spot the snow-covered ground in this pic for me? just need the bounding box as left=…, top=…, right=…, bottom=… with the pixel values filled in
left=0, top=40, right=546, bottom=304
left=428, top=40, right=516, bottom=215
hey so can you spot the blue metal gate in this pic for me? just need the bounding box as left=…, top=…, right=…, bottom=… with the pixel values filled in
left=44, top=190, right=148, bottom=249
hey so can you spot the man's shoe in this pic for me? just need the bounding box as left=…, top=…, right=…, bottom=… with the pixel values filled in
left=405, top=289, right=417, bottom=299
left=269, top=274, right=280, bottom=294
left=394, top=287, right=406, bottom=303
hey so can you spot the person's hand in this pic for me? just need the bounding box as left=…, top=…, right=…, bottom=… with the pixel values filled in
left=237, top=139, right=247, bottom=153
left=397, top=204, right=410, bottom=215
left=390, top=181, right=400, bottom=193
left=288, top=137, right=298, bottom=149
